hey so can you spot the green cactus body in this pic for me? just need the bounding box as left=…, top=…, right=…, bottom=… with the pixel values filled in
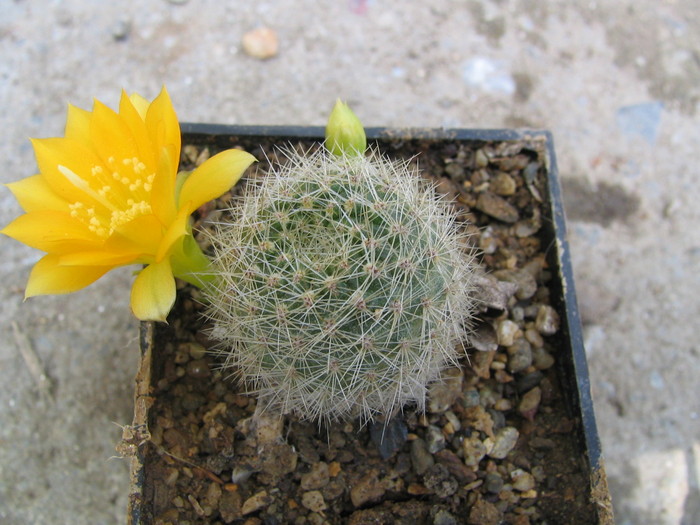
left=205, top=148, right=476, bottom=423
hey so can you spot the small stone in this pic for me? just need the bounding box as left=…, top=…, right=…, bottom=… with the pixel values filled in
left=462, top=435, right=487, bottom=467
left=472, top=273, right=519, bottom=311
left=434, top=449, right=477, bottom=483
left=242, top=27, right=279, bottom=59
left=524, top=328, right=544, bottom=348
left=475, top=148, right=489, bottom=168
left=435, top=176, right=457, bottom=197
left=468, top=496, right=502, bottom=525
left=188, top=494, right=206, bottom=516
left=494, top=369, right=514, bottom=383
left=523, top=162, right=539, bottom=184
left=426, top=425, right=446, bottom=454
left=184, top=341, right=207, bottom=360
left=423, top=464, right=458, bottom=498
left=432, top=508, right=458, bottom=525
left=164, top=468, right=179, bottom=486
left=181, top=392, right=205, bottom=412
left=219, top=490, right=242, bottom=523
left=488, top=408, right=506, bottom=432
left=479, top=228, right=499, bottom=254
left=195, top=147, right=211, bottom=166
left=183, top=144, right=200, bottom=164
left=521, top=489, right=538, bottom=499
left=493, top=269, right=538, bottom=300
left=475, top=192, right=520, bottom=223
left=350, top=470, right=385, bottom=507
left=532, top=465, right=546, bottom=482
left=494, top=398, right=512, bottom=411
left=471, top=350, right=495, bottom=379
left=241, top=491, right=270, bottom=515
left=515, top=371, right=543, bottom=393
left=323, top=479, right=346, bottom=502
left=514, top=220, right=540, bottom=237
left=328, top=461, right=342, bottom=477
left=231, top=464, right=256, bottom=484
left=491, top=172, right=517, bottom=196
left=535, top=305, right=560, bottom=335
left=511, top=468, right=536, bottom=491
left=257, top=443, right=298, bottom=484
left=428, top=367, right=463, bottom=413
left=410, top=438, right=435, bottom=475
left=444, top=162, right=465, bottom=181
left=301, top=462, right=330, bottom=491
left=471, top=321, right=498, bottom=352
left=486, top=426, right=519, bottom=459
left=462, top=389, right=481, bottom=408
left=464, top=405, right=494, bottom=437
left=174, top=344, right=190, bottom=364
left=444, top=410, right=461, bottom=432
left=518, top=387, right=542, bottom=421
left=369, top=417, right=408, bottom=459
left=111, top=18, right=131, bottom=41
left=464, top=480, right=484, bottom=492
left=254, top=412, right=283, bottom=445
left=532, top=346, right=555, bottom=370
left=497, top=319, right=520, bottom=347
left=507, top=339, right=533, bottom=373
left=186, top=359, right=210, bottom=378
left=407, top=482, right=431, bottom=495
left=484, top=472, right=504, bottom=493
left=301, top=490, right=327, bottom=513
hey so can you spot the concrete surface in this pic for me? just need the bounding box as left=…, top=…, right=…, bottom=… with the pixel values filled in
left=1, top=1, right=698, bottom=523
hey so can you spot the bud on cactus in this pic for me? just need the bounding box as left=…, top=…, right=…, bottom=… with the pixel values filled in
left=204, top=147, right=477, bottom=423
left=325, top=99, right=367, bottom=157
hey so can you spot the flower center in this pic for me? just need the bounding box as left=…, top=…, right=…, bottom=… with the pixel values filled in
left=61, top=155, right=155, bottom=239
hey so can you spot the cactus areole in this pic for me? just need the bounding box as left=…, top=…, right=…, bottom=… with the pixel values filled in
left=204, top=148, right=477, bottom=423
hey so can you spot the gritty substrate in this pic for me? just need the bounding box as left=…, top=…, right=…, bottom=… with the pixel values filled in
left=131, top=135, right=601, bottom=524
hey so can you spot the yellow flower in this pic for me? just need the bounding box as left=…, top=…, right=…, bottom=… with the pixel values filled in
left=1, top=87, right=255, bottom=321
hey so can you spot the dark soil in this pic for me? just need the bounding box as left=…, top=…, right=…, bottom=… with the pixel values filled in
left=134, top=134, right=600, bottom=524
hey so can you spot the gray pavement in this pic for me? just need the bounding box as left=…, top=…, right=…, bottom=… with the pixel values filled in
left=1, top=1, right=698, bottom=523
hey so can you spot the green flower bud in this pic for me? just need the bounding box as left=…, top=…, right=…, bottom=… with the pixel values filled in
left=325, top=99, right=366, bottom=157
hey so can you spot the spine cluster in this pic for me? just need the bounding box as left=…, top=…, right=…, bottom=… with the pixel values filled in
left=205, top=148, right=477, bottom=423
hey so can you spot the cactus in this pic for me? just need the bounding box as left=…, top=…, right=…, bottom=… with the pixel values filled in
left=204, top=146, right=477, bottom=423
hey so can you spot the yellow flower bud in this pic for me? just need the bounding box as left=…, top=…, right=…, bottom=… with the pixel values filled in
left=325, top=99, right=366, bottom=156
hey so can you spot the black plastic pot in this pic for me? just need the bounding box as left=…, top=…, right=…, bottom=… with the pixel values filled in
left=126, top=126, right=613, bottom=524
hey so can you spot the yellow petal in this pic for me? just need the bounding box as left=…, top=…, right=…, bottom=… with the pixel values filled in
left=108, top=214, right=164, bottom=259
left=145, top=87, right=180, bottom=173
left=1, top=210, right=101, bottom=253
left=118, top=91, right=156, bottom=169
left=178, top=149, right=256, bottom=215
left=89, top=99, right=139, bottom=166
left=25, top=254, right=111, bottom=297
left=5, top=175, right=68, bottom=213
left=150, top=146, right=178, bottom=225
left=64, top=104, right=91, bottom=142
left=31, top=137, right=107, bottom=207
left=156, top=206, right=190, bottom=262
left=129, top=92, right=150, bottom=120
left=58, top=250, right=141, bottom=266
left=130, top=259, right=176, bottom=322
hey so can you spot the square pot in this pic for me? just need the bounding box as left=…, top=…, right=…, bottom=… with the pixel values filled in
left=125, top=126, right=613, bottom=524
